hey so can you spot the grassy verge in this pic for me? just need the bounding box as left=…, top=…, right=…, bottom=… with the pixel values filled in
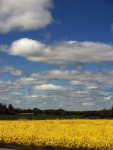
left=0, top=114, right=101, bottom=120
left=0, top=142, right=99, bottom=150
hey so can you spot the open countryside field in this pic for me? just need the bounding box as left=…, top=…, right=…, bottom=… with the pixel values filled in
left=0, top=119, right=113, bottom=150
left=0, top=114, right=87, bottom=120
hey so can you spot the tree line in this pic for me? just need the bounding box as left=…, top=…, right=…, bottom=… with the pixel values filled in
left=0, top=103, right=15, bottom=115
left=0, top=103, right=113, bottom=118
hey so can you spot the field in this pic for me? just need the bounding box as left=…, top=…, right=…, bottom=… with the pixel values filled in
left=0, top=117, right=113, bottom=150
left=0, top=113, right=101, bottom=120
left=0, top=113, right=80, bottom=120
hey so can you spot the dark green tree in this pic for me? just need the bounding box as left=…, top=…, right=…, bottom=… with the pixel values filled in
left=8, top=104, right=15, bottom=115
left=111, top=105, right=113, bottom=117
left=33, top=108, right=38, bottom=116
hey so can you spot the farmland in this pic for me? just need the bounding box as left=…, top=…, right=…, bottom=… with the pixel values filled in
left=0, top=118, right=113, bottom=150
left=0, top=113, right=83, bottom=120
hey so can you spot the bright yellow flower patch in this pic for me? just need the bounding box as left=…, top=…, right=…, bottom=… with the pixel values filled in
left=0, top=119, right=113, bottom=149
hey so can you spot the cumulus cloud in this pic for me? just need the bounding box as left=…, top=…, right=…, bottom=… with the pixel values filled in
left=10, top=92, right=24, bottom=96
left=86, top=86, right=97, bottom=90
left=82, top=102, right=94, bottom=106
left=30, top=69, right=72, bottom=80
left=0, top=66, right=23, bottom=76
left=0, top=80, right=21, bottom=94
left=104, top=96, right=111, bottom=101
left=30, top=69, right=113, bottom=86
left=10, top=70, right=23, bottom=76
left=69, top=80, right=96, bottom=86
left=0, top=66, right=113, bottom=110
left=16, top=77, right=47, bottom=85
left=0, top=0, right=53, bottom=33
left=0, top=78, right=112, bottom=110
left=0, top=66, right=14, bottom=73
left=30, top=84, right=70, bottom=92
left=2, top=38, right=113, bottom=64
left=74, top=91, right=88, bottom=94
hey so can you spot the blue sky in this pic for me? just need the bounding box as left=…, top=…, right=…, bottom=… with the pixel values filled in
left=0, top=0, right=113, bottom=110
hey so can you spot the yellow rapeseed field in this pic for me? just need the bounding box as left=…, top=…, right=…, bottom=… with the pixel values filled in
left=0, top=119, right=113, bottom=149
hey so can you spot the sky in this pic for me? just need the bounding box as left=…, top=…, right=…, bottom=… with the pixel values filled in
left=0, top=0, right=113, bottom=111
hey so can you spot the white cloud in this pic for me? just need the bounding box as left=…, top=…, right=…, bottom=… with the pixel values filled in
left=0, top=80, right=21, bottom=94
left=31, top=95, right=39, bottom=98
left=0, top=67, right=113, bottom=110
left=16, top=77, right=47, bottom=85
left=10, top=70, right=23, bottom=76
left=0, top=79, right=112, bottom=110
left=69, top=80, right=96, bottom=86
left=0, top=66, right=14, bottom=73
left=87, top=86, right=97, bottom=90
left=104, top=96, right=111, bottom=101
left=0, top=66, right=23, bottom=76
left=82, top=102, right=94, bottom=106
left=14, top=101, right=21, bottom=103
left=30, top=84, right=70, bottom=92
left=59, top=65, right=67, bottom=70
left=30, top=69, right=113, bottom=86
left=10, top=92, right=24, bottom=96
left=74, top=91, right=88, bottom=94
left=0, top=0, right=53, bottom=33
left=30, top=69, right=82, bottom=80
left=2, top=38, right=113, bottom=64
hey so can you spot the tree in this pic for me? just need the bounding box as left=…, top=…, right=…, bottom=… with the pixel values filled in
left=99, top=108, right=108, bottom=118
left=2, top=104, right=7, bottom=115
left=8, top=104, right=15, bottom=115
left=33, top=108, right=39, bottom=116
left=61, top=110, right=67, bottom=116
left=111, top=105, right=113, bottom=117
